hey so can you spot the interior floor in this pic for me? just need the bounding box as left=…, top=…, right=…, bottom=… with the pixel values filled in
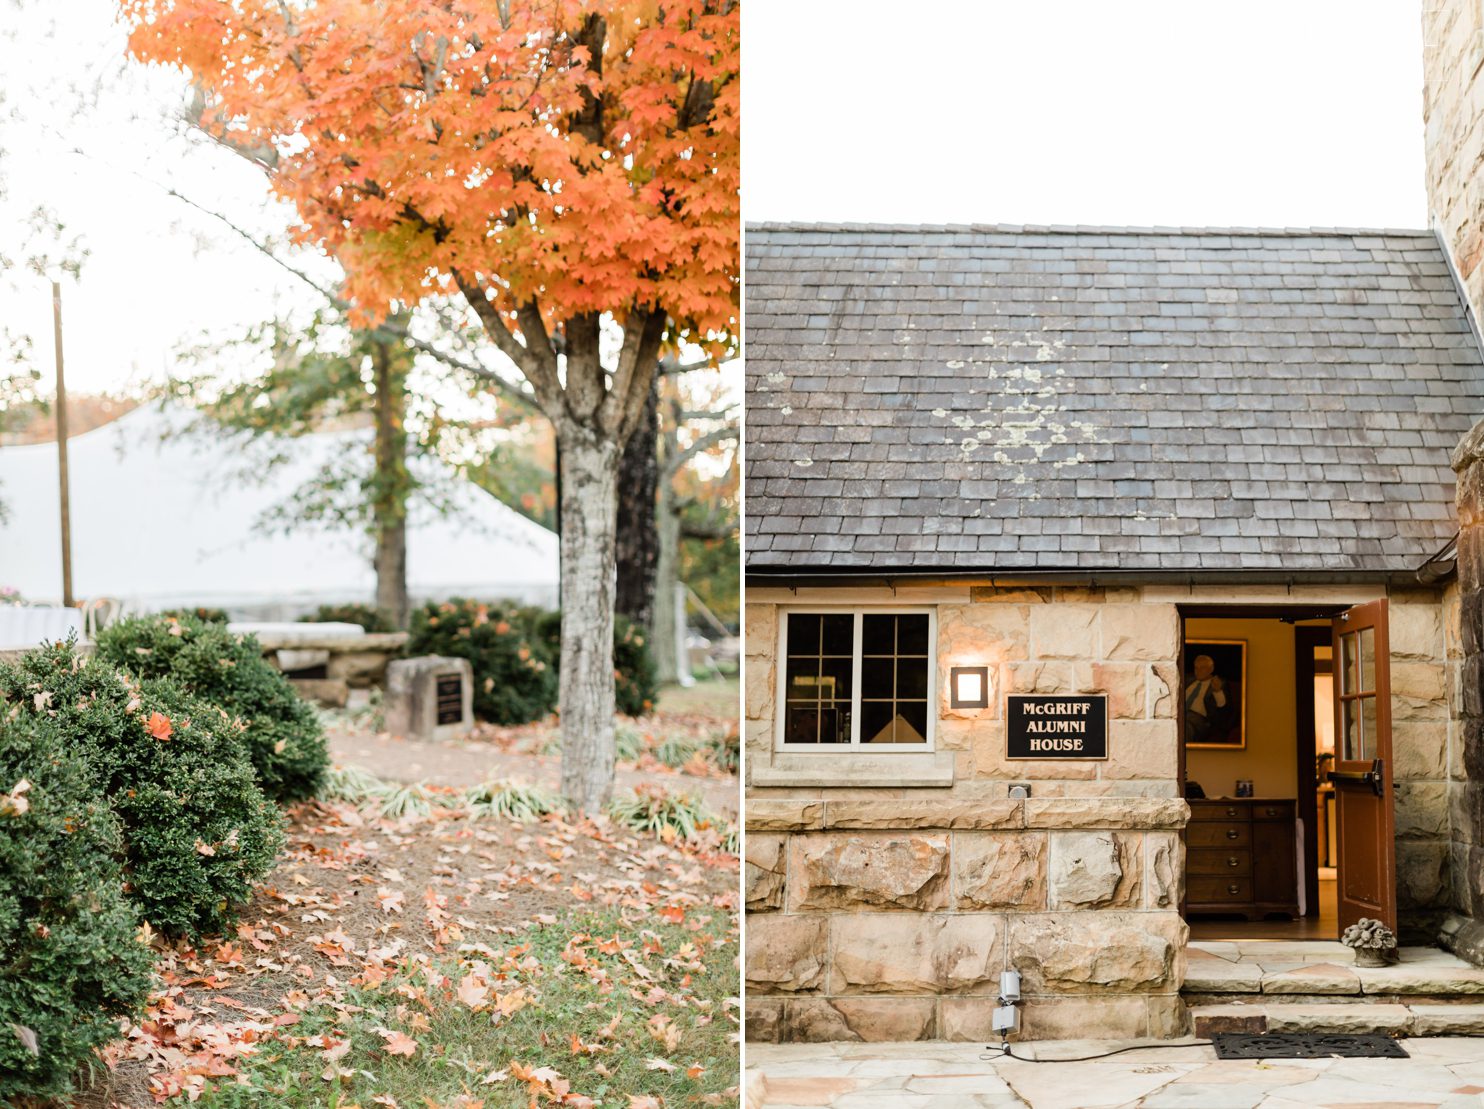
left=1189, top=870, right=1336, bottom=941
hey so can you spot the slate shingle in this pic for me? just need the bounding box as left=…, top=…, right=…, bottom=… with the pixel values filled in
left=744, top=224, right=1484, bottom=575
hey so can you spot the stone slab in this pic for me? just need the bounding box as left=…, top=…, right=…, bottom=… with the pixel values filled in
left=1261, top=963, right=1361, bottom=995
left=1261, top=1003, right=1413, bottom=1035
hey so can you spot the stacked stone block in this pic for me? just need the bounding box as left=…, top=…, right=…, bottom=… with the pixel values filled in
left=744, top=797, right=1189, bottom=1042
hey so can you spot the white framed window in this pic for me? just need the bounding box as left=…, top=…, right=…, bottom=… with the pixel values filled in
left=775, top=607, right=937, bottom=751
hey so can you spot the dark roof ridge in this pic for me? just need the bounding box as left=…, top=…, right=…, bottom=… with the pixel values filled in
left=746, top=220, right=1433, bottom=238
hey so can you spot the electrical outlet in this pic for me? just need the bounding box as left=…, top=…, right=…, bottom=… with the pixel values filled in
left=991, top=1004, right=1019, bottom=1034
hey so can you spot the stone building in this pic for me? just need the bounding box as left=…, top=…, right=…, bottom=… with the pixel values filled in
left=741, top=0, right=1484, bottom=1044
left=742, top=222, right=1483, bottom=1042
left=1427, top=0, right=1484, bottom=967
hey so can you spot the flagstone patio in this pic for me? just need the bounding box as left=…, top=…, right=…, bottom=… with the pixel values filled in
left=744, top=1036, right=1484, bottom=1108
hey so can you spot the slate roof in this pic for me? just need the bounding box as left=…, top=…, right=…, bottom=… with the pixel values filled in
left=745, top=223, right=1484, bottom=577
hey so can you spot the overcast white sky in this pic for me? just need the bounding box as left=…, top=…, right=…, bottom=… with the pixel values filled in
left=744, top=0, right=1427, bottom=229
left=0, top=1, right=1428, bottom=396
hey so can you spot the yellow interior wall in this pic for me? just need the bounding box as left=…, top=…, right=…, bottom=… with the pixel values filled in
left=1184, top=616, right=1302, bottom=800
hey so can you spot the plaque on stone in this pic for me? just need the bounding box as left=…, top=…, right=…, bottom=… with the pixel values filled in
left=1006, top=694, right=1108, bottom=759
left=385, top=655, right=474, bottom=740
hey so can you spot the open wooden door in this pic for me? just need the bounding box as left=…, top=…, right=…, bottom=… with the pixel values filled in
left=1330, top=599, right=1397, bottom=933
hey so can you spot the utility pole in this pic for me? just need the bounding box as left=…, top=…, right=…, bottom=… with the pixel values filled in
left=52, top=280, right=73, bottom=607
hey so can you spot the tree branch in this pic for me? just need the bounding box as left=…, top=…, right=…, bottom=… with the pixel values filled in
left=663, top=425, right=738, bottom=482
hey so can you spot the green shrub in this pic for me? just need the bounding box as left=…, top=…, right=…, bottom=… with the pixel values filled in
left=159, top=606, right=229, bottom=624
left=406, top=599, right=557, bottom=724
left=0, top=642, right=284, bottom=938
left=606, top=785, right=730, bottom=844
left=96, top=614, right=328, bottom=802
left=299, top=603, right=395, bottom=633
left=465, top=779, right=562, bottom=822
left=0, top=712, right=156, bottom=1101
left=532, top=610, right=660, bottom=718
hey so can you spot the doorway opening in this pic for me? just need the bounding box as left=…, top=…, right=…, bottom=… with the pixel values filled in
left=1177, top=604, right=1361, bottom=942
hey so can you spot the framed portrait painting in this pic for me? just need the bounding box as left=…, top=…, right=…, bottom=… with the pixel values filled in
left=1183, top=639, right=1246, bottom=749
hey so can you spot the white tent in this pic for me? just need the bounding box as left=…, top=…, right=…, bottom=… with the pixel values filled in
left=0, top=405, right=559, bottom=615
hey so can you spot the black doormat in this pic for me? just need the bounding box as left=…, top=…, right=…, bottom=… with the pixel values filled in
left=1212, top=1032, right=1409, bottom=1059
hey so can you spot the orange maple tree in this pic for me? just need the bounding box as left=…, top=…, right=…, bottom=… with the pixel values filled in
left=121, top=0, right=739, bottom=810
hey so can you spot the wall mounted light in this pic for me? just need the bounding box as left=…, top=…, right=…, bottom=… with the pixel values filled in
left=949, top=665, right=989, bottom=709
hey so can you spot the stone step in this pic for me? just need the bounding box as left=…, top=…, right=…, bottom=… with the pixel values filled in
left=1184, top=943, right=1484, bottom=999
left=1189, top=1001, right=1484, bottom=1038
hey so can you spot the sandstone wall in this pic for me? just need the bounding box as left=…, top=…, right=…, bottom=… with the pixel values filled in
left=1424, top=0, right=1484, bottom=317
left=745, top=585, right=1187, bottom=1042
left=744, top=582, right=1452, bottom=1037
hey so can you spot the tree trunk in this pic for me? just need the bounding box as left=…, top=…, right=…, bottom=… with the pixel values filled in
left=371, top=338, right=409, bottom=629
left=652, top=488, right=684, bottom=685
left=556, top=423, right=622, bottom=812
left=614, top=379, right=659, bottom=630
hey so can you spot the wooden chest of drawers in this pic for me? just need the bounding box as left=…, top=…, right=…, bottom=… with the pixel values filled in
left=1186, top=798, right=1298, bottom=920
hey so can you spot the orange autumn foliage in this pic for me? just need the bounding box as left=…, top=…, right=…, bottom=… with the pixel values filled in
left=120, top=0, right=739, bottom=347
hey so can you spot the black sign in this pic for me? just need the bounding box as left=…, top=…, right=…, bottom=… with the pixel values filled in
left=1006, top=695, right=1107, bottom=759
left=435, top=673, right=464, bottom=725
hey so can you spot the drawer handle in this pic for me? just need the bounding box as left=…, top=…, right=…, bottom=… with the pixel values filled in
left=1226, top=807, right=1237, bottom=817
left=1264, top=808, right=1278, bottom=817
left=1227, top=857, right=1240, bottom=868
left=1227, top=884, right=1240, bottom=895
left=1226, top=829, right=1239, bottom=840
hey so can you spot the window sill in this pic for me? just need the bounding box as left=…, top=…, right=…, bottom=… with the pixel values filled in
left=751, top=750, right=955, bottom=789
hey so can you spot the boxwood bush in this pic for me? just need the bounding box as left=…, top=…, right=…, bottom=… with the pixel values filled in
left=532, top=610, right=659, bottom=717
left=0, top=712, right=155, bottom=1101
left=96, top=614, right=328, bottom=802
left=0, top=642, right=284, bottom=938
left=407, top=599, right=557, bottom=724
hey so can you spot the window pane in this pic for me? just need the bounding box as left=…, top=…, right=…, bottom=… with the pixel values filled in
left=1341, top=632, right=1357, bottom=696
left=896, top=657, right=929, bottom=699
left=820, top=656, right=854, bottom=706
left=898, top=614, right=930, bottom=655
left=821, top=614, right=854, bottom=657
left=784, top=704, right=821, bottom=744
left=819, top=703, right=850, bottom=744
left=1342, top=699, right=1360, bottom=761
left=1359, top=627, right=1375, bottom=694
left=861, top=656, right=893, bottom=696
left=1361, top=696, right=1376, bottom=762
left=860, top=700, right=894, bottom=744
left=896, top=701, right=929, bottom=744
left=862, top=614, right=895, bottom=655
left=787, top=614, right=821, bottom=657
left=784, top=655, right=820, bottom=702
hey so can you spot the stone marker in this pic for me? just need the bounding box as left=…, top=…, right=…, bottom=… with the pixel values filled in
left=384, top=655, right=474, bottom=740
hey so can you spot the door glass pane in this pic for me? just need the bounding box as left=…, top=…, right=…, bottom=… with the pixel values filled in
left=1359, top=627, right=1375, bottom=694
left=1341, top=632, right=1357, bottom=696
left=1361, top=696, right=1377, bottom=762
left=1342, top=698, right=1361, bottom=761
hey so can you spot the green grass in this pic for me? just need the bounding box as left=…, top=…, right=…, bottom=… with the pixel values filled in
left=655, top=677, right=738, bottom=717
left=174, top=909, right=737, bottom=1107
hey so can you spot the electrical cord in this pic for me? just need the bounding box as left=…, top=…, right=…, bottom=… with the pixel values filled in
left=979, top=1038, right=1213, bottom=1063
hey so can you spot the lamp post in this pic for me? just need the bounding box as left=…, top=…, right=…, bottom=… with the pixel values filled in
left=51, top=279, right=73, bottom=608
